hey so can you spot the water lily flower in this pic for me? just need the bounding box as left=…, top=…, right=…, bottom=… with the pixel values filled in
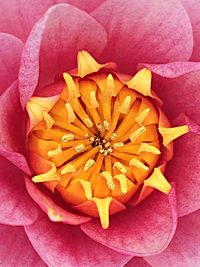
left=0, top=1, right=200, bottom=267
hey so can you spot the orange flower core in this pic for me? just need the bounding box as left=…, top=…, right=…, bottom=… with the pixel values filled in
left=27, top=51, right=189, bottom=229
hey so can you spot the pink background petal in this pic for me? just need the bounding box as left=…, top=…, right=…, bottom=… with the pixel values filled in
left=25, top=177, right=92, bottom=225
left=0, top=81, right=31, bottom=173
left=145, top=210, right=200, bottom=267
left=92, top=0, right=193, bottom=73
left=19, top=4, right=107, bottom=107
left=181, top=0, right=200, bottom=61
left=0, top=0, right=105, bottom=42
left=25, top=214, right=132, bottom=267
left=165, top=114, right=200, bottom=217
left=0, top=156, right=39, bottom=225
left=150, top=64, right=200, bottom=124
left=0, top=33, right=23, bottom=95
left=125, top=257, right=151, bottom=267
left=81, top=186, right=177, bottom=256
left=0, top=224, right=46, bottom=267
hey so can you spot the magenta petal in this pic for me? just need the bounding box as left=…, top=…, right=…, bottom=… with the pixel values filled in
left=0, top=224, right=46, bottom=267
left=92, top=0, right=193, bottom=73
left=25, top=177, right=92, bottom=225
left=181, top=0, right=200, bottom=61
left=0, top=33, right=23, bottom=95
left=125, top=257, right=151, bottom=267
left=81, top=186, right=177, bottom=256
left=165, top=114, right=200, bottom=217
left=25, top=215, right=132, bottom=267
left=0, top=157, right=39, bottom=225
left=148, top=62, right=200, bottom=124
left=145, top=210, right=200, bottom=267
left=19, top=4, right=107, bottom=107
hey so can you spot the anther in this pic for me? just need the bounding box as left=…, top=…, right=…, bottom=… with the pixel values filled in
left=89, top=137, right=95, bottom=142
left=111, top=133, right=117, bottom=140
left=97, top=123, right=104, bottom=131
left=107, top=148, right=113, bottom=153
left=119, top=96, right=132, bottom=114
left=101, top=171, right=115, bottom=190
left=114, top=162, right=127, bottom=174
left=65, top=103, right=76, bottom=123
left=113, top=142, right=124, bottom=149
left=89, top=91, right=99, bottom=108
left=129, top=158, right=149, bottom=171
left=103, top=120, right=110, bottom=130
left=84, top=159, right=95, bottom=172
left=74, top=144, right=85, bottom=152
left=43, top=112, right=55, bottom=129
left=105, top=142, right=111, bottom=149
left=84, top=118, right=94, bottom=128
left=61, top=134, right=74, bottom=142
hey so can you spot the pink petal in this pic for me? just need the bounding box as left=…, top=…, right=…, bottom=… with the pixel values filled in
left=146, top=62, right=200, bottom=124
left=25, top=177, right=92, bottom=225
left=25, top=214, right=132, bottom=267
left=0, top=0, right=104, bottom=42
left=145, top=210, right=200, bottom=267
left=181, top=0, right=200, bottom=61
left=0, top=157, right=39, bottom=225
left=0, top=81, right=31, bottom=173
left=165, top=114, right=200, bottom=217
left=0, top=33, right=23, bottom=95
left=125, top=257, right=151, bottom=267
left=19, top=4, right=107, bottom=107
left=91, top=0, right=193, bottom=73
left=0, top=224, right=46, bottom=267
left=81, top=186, right=177, bottom=256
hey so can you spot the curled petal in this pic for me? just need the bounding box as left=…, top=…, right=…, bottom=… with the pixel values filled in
left=25, top=214, right=132, bottom=267
left=19, top=4, right=108, bottom=107
left=25, top=177, right=92, bottom=225
left=92, top=0, right=193, bottom=72
left=0, top=33, right=23, bottom=95
left=0, top=157, right=39, bottom=226
left=145, top=210, right=200, bottom=267
left=0, top=224, right=46, bottom=267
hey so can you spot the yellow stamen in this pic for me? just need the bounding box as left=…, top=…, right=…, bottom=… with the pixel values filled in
left=63, top=72, right=80, bottom=100
left=114, top=162, right=127, bottom=174
left=65, top=103, right=76, bottom=123
left=84, top=118, right=94, bottom=128
left=138, top=143, right=161, bottom=155
left=130, top=126, right=146, bottom=143
left=79, top=180, right=93, bottom=200
left=129, top=158, right=149, bottom=171
left=135, top=108, right=150, bottom=125
left=43, top=112, right=55, bottom=129
left=47, top=144, right=62, bottom=157
left=101, top=171, right=115, bottom=190
left=61, top=163, right=76, bottom=175
left=126, top=68, right=152, bottom=96
left=93, top=197, right=112, bottom=229
left=104, top=74, right=115, bottom=97
left=84, top=159, right=95, bottom=172
left=103, top=120, right=110, bottom=130
left=159, top=125, right=189, bottom=146
left=74, top=144, right=85, bottom=152
left=119, top=96, right=132, bottom=114
left=113, top=142, right=124, bottom=149
left=61, top=134, right=75, bottom=142
left=144, top=167, right=171, bottom=194
left=77, top=50, right=103, bottom=78
left=32, top=162, right=60, bottom=183
left=89, top=91, right=99, bottom=108
left=114, top=174, right=128, bottom=194
left=111, top=133, right=117, bottom=140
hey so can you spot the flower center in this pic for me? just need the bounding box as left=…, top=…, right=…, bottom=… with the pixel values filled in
left=26, top=51, right=189, bottom=229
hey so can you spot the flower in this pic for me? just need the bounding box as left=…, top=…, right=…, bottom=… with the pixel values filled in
left=0, top=1, right=200, bottom=267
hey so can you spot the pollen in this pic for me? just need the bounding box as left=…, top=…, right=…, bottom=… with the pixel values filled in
left=27, top=50, right=189, bottom=230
